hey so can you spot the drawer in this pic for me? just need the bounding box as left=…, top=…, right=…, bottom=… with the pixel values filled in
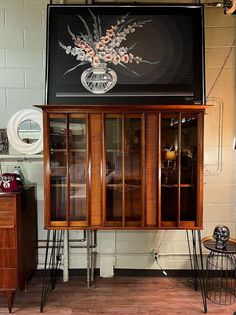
left=0, top=269, right=17, bottom=289
left=0, top=249, right=16, bottom=268
left=0, top=228, right=16, bottom=248
left=0, top=212, right=15, bottom=228
left=0, top=197, right=15, bottom=211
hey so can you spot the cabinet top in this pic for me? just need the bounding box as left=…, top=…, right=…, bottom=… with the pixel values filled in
left=35, top=104, right=209, bottom=113
left=0, top=185, right=35, bottom=196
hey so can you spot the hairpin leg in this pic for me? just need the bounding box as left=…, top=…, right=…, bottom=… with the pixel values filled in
left=40, top=230, right=63, bottom=312
left=186, top=230, right=207, bottom=313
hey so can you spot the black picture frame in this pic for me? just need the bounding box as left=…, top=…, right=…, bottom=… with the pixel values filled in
left=46, top=4, right=205, bottom=105
left=0, top=129, right=8, bottom=155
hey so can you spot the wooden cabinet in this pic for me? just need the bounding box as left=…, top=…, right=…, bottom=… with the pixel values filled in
left=39, top=105, right=206, bottom=230
left=0, top=186, right=37, bottom=313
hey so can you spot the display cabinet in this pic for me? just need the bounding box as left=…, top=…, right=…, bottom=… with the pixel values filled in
left=38, top=105, right=206, bottom=230
left=0, top=186, right=37, bottom=313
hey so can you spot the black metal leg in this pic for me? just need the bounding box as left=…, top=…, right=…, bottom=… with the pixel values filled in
left=186, top=230, right=208, bottom=313
left=40, top=230, right=64, bottom=312
left=186, top=230, right=198, bottom=290
left=86, top=230, right=97, bottom=288
left=197, top=230, right=208, bottom=313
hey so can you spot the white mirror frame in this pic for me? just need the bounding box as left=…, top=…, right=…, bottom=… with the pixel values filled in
left=7, top=109, right=43, bottom=155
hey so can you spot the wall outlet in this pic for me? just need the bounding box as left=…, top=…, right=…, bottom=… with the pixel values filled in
left=152, top=250, right=158, bottom=261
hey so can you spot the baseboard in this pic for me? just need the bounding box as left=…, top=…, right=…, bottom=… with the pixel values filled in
left=114, top=269, right=194, bottom=277
left=34, top=268, right=194, bottom=278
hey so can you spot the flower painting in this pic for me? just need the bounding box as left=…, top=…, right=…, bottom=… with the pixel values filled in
left=58, top=10, right=158, bottom=94
left=46, top=5, right=204, bottom=105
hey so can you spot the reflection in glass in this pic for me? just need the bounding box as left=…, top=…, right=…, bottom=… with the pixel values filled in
left=17, top=119, right=41, bottom=144
left=180, top=115, right=197, bottom=184
left=125, top=117, right=142, bottom=222
left=180, top=115, right=198, bottom=221
left=51, top=187, right=67, bottom=221
left=161, top=116, right=178, bottom=221
left=69, top=116, right=87, bottom=221
left=49, top=117, right=67, bottom=221
left=105, top=117, right=122, bottom=222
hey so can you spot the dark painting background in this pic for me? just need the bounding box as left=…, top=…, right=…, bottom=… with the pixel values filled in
left=46, top=5, right=205, bottom=105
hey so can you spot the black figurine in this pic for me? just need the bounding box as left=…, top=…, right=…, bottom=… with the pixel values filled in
left=213, top=225, right=230, bottom=250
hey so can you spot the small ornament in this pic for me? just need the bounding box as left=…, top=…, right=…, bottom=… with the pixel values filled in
left=213, top=225, right=230, bottom=250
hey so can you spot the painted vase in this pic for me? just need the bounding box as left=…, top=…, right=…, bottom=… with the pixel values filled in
left=81, top=63, right=117, bottom=94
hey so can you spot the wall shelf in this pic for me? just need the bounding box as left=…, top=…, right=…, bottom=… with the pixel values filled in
left=0, top=154, right=43, bottom=160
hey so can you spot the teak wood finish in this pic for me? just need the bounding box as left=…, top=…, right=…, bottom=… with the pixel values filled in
left=37, top=104, right=206, bottom=231
left=0, top=186, right=37, bottom=313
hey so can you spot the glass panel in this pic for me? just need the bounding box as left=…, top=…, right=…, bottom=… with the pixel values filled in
left=51, top=187, right=67, bottom=221
left=180, top=114, right=198, bottom=221
left=49, top=117, right=67, bottom=221
left=161, top=115, right=178, bottom=221
left=69, top=116, right=87, bottom=221
left=105, top=117, right=122, bottom=222
left=161, top=186, right=178, bottom=221
left=180, top=187, right=197, bottom=221
left=180, top=115, right=197, bottom=184
left=124, top=117, right=142, bottom=223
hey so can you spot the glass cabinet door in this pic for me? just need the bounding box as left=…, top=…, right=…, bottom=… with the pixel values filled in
left=124, top=116, right=142, bottom=225
left=105, top=116, right=122, bottom=225
left=161, top=114, right=178, bottom=224
left=69, top=115, right=87, bottom=223
left=104, top=114, right=143, bottom=227
left=160, top=113, right=200, bottom=227
left=48, top=114, right=88, bottom=227
left=49, top=115, right=67, bottom=222
left=180, top=114, right=198, bottom=223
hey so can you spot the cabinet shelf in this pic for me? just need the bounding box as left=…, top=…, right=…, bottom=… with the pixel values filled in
left=51, top=183, right=86, bottom=188
left=51, top=149, right=86, bottom=152
left=162, top=184, right=194, bottom=188
left=107, top=183, right=141, bottom=192
left=0, top=154, right=43, bottom=160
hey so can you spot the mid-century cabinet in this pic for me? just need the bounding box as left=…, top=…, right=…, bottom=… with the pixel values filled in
left=38, top=105, right=206, bottom=230
left=0, top=186, right=37, bottom=313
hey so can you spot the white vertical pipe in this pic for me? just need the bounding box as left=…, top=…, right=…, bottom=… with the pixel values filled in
left=63, top=230, right=69, bottom=282
left=86, top=230, right=91, bottom=288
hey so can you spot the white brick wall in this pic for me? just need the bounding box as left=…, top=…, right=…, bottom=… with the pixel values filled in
left=0, top=29, right=24, bottom=48
left=0, top=0, right=24, bottom=8
left=0, top=89, right=6, bottom=107
left=0, top=68, right=24, bottom=87
left=6, top=48, right=43, bottom=68
left=5, top=8, right=43, bottom=28
left=0, top=1, right=236, bottom=275
left=204, top=8, right=236, bottom=247
left=0, top=0, right=48, bottom=271
left=6, top=88, right=44, bottom=107
left=25, top=69, right=45, bottom=88
left=0, top=0, right=46, bottom=127
left=0, top=49, right=5, bottom=67
left=24, top=28, right=46, bottom=49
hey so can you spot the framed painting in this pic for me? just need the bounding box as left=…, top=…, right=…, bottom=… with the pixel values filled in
left=46, top=4, right=205, bottom=105
left=0, top=129, right=8, bottom=155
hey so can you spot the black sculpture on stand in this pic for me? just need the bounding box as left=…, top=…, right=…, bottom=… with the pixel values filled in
left=213, top=225, right=230, bottom=250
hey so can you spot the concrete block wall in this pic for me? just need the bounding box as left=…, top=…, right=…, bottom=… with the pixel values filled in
left=0, top=0, right=46, bottom=117
left=0, top=1, right=236, bottom=276
left=203, top=7, right=236, bottom=243
left=0, top=0, right=48, bottom=269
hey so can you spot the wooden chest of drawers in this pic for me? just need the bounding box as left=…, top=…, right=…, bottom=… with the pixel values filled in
left=0, top=186, right=37, bottom=313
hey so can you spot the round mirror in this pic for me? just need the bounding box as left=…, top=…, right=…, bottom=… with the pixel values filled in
left=7, top=109, right=43, bottom=154
left=17, top=120, right=41, bottom=144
